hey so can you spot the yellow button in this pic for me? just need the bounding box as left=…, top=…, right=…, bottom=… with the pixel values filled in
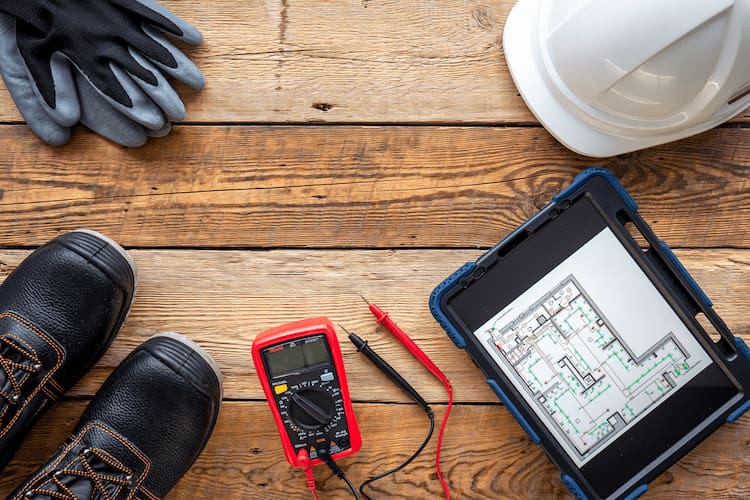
left=274, top=384, right=288, bottom=395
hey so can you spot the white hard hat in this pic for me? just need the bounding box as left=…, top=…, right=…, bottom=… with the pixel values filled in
left=503, top=0, right=750, bottom=157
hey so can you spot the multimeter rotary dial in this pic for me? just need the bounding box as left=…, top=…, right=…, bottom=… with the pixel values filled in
left=289, top=388, right=335, bottom=429
left=277, top=382, right=347, bottom=438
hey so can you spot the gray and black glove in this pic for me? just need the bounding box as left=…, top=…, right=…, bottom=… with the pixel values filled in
left=0, top=0, right=204, bottom=146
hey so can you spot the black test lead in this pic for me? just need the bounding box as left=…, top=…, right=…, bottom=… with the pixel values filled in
left=341, top=324, right=436, bottom=500
left=344, top=324, right=430, bottom=412
left=358, top=296, right=452, bottom=500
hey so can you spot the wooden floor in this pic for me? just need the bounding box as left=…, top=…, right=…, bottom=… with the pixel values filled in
left=1, top=1, right=749, bottom=498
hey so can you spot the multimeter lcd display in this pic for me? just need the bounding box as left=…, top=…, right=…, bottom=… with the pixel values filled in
left=442, top=193, right=740, bottom=498
left=264, top=335, right=331, bottom=378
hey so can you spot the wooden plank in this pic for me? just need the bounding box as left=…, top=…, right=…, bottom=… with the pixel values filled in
left=0, top=126, right=748, bottom=249
left=0, top=0, right=521, bottom=124
left=2, top=401, right=749, bottom=499
left=1, top=1, right=748, bottom=125
left=0, top=248, right=745, bottom=402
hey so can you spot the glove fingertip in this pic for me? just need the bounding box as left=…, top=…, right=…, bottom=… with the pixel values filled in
left=147, top=121, right=172, bottom=138
left=177, top=65, right=205, bottom=90
left=91, top=124, right=148, bottom=147
left=50, top=103, right=81, bottom=127
left=179, top=24, right=202, bottom=45
left=124, top=135, right=148, bottom=148
left=169, top=104, right=186, bottom=122
left=40, top=127, right=72, bottom=146
left=189, top=70, right=205, bottom=90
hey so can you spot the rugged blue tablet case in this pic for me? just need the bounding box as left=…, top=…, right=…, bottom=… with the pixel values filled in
left=429, top=168, right=750, bottom=500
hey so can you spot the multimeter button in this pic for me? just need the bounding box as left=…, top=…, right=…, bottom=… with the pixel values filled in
left=274, top=383, right=288, bottom=395
left=320, top=372, right=334, bottom=382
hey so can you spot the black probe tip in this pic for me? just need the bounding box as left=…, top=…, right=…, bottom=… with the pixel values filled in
left=344, top=329, right=368, bottom=352
left=339, top=324, right=368, bottom=351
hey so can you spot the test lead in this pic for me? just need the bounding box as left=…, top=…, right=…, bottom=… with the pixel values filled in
left=342, top=324, right=435, bottom=500
left=297, top=449, right=319, bottom=500
left=342, top=324, right=430, bottom=411
left=359, top=295, right=452, bottom=500
left=318, top=445, right=361, bottom=500
left=359, top=295, right=449, bottom=385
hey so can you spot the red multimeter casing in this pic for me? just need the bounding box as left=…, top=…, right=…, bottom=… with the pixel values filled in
left=252, top=317, right=361, bottom=468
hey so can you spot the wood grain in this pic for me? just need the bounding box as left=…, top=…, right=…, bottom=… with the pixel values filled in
left=1, top=1, right=748, bottom=125
left=0, top=247, right=744, bottom=403
left=0, top=126, right=748, bottom=249
left=2, top=402, right=749, bottom=499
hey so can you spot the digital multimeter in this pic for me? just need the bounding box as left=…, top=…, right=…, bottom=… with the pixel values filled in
left=252, top=317, right=362, bottom=468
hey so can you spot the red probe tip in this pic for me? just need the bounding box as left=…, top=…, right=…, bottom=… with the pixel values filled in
left=357, top=293, right=371, bottom=305
left=361, top=294, right=388, bottom=320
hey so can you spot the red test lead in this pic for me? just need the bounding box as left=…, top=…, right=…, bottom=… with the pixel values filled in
left=361, top=295, right=449, bottom=384
left=360, top=295, right=452, bottom=500
left=297, top=449, right=319, bottom=500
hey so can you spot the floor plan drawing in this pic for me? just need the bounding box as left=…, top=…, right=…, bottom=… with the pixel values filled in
left=486, top=276, right=699, bottom=462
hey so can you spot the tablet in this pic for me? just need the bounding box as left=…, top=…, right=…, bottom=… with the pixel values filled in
left=430, top=168, right=750, bottom=500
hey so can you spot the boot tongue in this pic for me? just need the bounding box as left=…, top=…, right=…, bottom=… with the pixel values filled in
left=42, top=469, right=95, bottom=498
left=32, top=446, right=130, bottom=500
left=0, top=360, right=8, bottom=394
left=21, top=422, right=150, bottom=500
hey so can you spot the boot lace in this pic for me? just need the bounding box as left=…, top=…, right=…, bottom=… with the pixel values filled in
left=0, top=335, right=42, bottom=413
left=24, top=447, right=135, bottom=500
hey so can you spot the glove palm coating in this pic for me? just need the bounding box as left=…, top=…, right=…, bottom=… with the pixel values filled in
left=0, top=0, right=204, bottom=145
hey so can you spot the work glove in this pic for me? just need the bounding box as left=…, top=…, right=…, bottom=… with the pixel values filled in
left=0, top=0, right=204, bottom=146
left=0, top=13, right=171, bottom=146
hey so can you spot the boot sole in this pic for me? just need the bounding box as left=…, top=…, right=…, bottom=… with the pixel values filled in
left=149, top=332, right=224, bottom=400
left=67, top=229, right=138, bottom=354
left=68, top=229, right=138, bottom=286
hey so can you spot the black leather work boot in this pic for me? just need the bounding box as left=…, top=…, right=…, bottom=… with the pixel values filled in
left=9, top=333, right=223, bottom=500
left=0, top=230, right=136, bottom=472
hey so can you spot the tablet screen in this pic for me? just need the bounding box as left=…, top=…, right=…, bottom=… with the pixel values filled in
left=472, top=227, right=712, bottom=467
left=442, top=194, right=739, bottom=497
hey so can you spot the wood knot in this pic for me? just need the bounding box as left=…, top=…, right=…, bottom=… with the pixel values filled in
left=312, top=102, right=335, bottom=112
left=532, top=191, right=554, bottom=211
left=472, top=6, right=494, bottom=31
